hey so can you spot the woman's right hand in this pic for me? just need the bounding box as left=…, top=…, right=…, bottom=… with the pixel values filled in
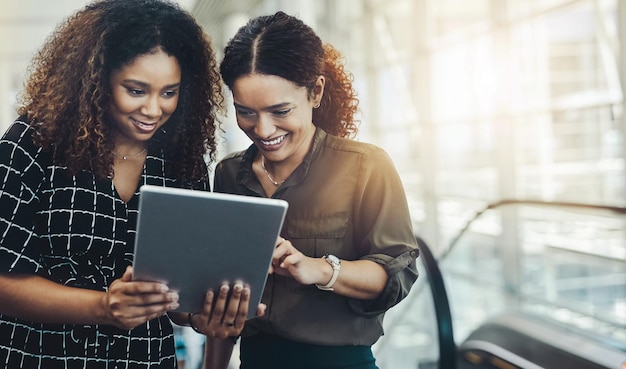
left=102, top=266, right=179, bottom=330
left=189, top=282, right=265, bottom=339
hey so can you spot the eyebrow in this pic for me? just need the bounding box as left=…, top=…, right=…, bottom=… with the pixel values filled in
left=123, top=79, right=181, bottom=89
left=233, top=102, right=291, bottom=111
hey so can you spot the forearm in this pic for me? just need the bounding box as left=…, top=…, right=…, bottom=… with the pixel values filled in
left=204, top=335, right=236, bottom=369
left=0, top=273, right=107, bottom=325
left=321, top=259, right=388, bottom=300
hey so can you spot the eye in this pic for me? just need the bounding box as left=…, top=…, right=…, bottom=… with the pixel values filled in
left=273, top=108, right=292, bottom=116
left=127, top=88, right=145, bottom=96
left=162, top=90, right=179, bottom=98
left=236, top=109, right=256, bottom=118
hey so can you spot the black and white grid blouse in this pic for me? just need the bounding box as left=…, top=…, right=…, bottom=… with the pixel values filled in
left=0, top=120, right=205, bottom=368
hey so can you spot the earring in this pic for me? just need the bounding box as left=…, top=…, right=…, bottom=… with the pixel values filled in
left=314, top=102, right=321, bottom=109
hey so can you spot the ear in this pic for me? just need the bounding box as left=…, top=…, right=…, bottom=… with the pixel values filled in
left=311, top=75, right=325, bottom=106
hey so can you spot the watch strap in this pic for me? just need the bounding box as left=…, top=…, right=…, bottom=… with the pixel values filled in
left=316, top=255, right=341, bottom=291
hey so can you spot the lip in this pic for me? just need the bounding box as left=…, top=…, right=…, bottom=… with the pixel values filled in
left=256, top=134, right=287, bottom=151
left=131, top=117, right=159, bottom=133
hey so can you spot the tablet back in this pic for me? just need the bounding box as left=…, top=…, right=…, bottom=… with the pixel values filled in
left=132, top=185, right=288, bottom=318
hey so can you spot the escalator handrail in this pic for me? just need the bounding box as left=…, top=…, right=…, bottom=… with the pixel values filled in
left=441, top=199, right=626, bottom=367
left=415, top=235, right=457, bottom=369
left=418, top=200, right=625, bottom=368
left=459, top=339, right=547, bottom=369
left=445, top=199, right=626, bottom=260
left=379, top=200, right=625, bottom=368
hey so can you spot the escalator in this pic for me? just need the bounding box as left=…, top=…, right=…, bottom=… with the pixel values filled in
left=458, top=313, right=622, bottom=369
left=373, top=200, right=626, bottom=369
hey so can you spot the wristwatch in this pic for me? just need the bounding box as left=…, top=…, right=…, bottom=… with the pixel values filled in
left=315, top=254, right=341, bottom=291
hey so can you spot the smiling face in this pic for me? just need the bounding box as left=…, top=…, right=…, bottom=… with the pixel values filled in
left=232, top=73, right=324, bottom=167
left=108, top=48, right=181, bottom=147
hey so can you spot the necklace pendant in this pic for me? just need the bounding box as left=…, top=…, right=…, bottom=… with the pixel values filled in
left=261, top=156, right=285, bottom=187
left=117, top=148, right=146, bottom=161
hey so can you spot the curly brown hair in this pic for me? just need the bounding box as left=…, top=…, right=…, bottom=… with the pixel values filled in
left=220, top=11, right=359, bottom=139
left=17, top=0, right=223, bottom=183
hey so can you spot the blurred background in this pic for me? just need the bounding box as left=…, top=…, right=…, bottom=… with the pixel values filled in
left=1, top=0, right=625, bottom=368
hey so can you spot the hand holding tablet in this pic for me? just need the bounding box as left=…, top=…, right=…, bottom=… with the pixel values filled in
left=132, top=185, right=288, bottom=319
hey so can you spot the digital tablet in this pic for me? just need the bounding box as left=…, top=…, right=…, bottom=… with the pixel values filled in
left=132, top=185, right=288, bottom=318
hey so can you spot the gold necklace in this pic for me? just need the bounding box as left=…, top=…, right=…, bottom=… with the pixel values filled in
left=117, top=148, right=147, bottom=160
left=261, top=156, right=285, bottom=186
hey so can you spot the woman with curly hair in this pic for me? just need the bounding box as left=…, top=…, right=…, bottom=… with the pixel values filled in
left=0, top=0, right=255, bottom=367
left=209, top=11, right=420, bottom=369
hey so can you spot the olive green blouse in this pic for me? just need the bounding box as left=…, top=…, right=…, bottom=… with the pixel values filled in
left=213, top=128, right=419, bottom=346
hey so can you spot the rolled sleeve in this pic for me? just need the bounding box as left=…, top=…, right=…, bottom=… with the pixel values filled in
left=350, top=249, right=419, bottom=317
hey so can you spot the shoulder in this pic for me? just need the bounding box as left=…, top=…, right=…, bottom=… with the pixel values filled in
left=0, top=119, right=47, bottom=195
left=216, top=150, right=246, bottom=166
left=0, top=119, right=43, bottom=164
left=323, top=134, right=390, bottom=161
left=215, top=149, right=246, bottom=174
left=219, top=150, right=247, bottom=163
left=318, top=134, right=399, bottom=181
left=2, top=119, right=34, bottom=144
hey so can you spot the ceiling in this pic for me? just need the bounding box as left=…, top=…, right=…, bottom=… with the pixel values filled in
left=0, top=0, right=260, bottom=64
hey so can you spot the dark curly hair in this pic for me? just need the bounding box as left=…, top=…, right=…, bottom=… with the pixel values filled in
left=220, top=11, right=359, bottom=138
left=17, top=0, right=223, bottom=182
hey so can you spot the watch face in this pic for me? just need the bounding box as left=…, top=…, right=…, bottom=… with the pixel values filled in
left=325, top=254, right=341, bottom=267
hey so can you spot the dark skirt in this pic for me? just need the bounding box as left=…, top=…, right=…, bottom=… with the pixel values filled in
left=240, top=332, right=379, bottom=369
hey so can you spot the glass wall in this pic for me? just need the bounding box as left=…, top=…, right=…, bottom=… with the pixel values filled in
left=200, top=0, right=624, bottom=254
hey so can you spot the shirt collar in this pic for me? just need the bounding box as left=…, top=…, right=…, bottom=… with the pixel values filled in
left=236, top=127, right=328, bottom=195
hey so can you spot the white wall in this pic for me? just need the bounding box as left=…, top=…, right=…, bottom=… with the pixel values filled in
left=0, top=0, right=196, bottom=135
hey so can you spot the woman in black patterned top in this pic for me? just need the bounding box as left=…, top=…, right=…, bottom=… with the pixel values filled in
left=0, top=1, right=255, bottom=368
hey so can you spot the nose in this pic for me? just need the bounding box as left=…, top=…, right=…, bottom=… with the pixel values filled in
left=254, top=114, right=276, bottom=139
left=140, top=94, right=162, bottom=118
